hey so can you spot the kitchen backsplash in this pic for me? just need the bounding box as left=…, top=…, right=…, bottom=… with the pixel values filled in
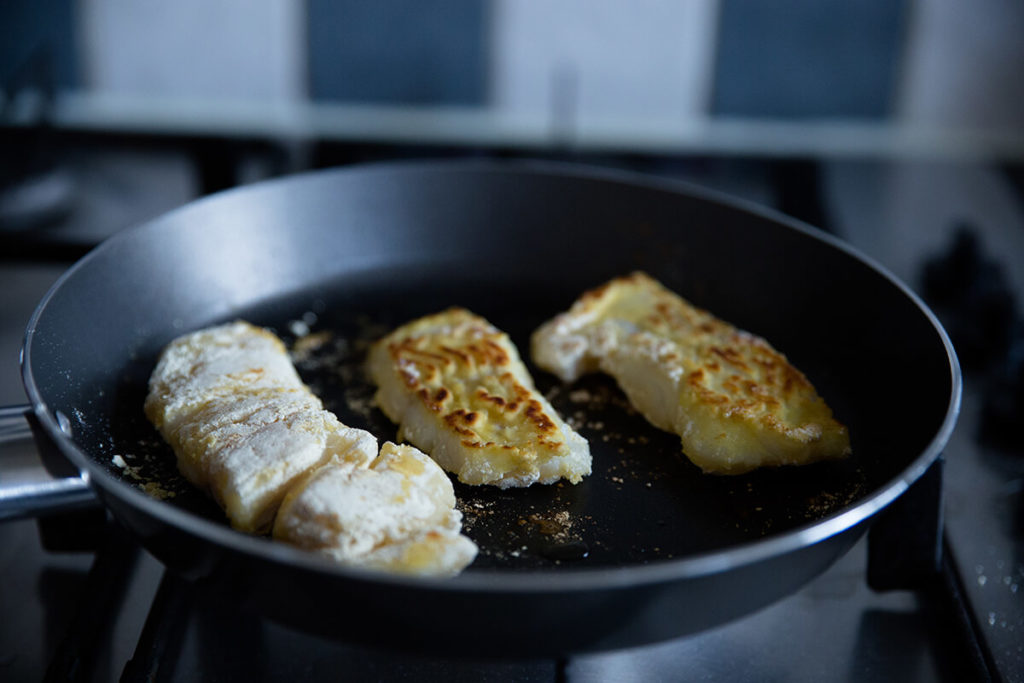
left=2, top=1, right=1022, bottom=132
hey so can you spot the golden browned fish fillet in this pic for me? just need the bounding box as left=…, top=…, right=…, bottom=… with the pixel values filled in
left=145, top=321, right=476, bottom=576
left=367, top=308, right=591, bottom=488
left=531, top=272, right=851, bottom=474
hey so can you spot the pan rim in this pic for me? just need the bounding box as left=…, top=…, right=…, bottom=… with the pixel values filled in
left=21, top=158, right=962, bottom=593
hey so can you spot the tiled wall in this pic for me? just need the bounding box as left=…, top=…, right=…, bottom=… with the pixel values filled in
left=2, top=0, right=1023, bottom=130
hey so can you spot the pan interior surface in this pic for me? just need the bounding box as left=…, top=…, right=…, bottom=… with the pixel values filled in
left=23, top=163, right=957, bottom=578
left=95, top=270, right=876, bottom=570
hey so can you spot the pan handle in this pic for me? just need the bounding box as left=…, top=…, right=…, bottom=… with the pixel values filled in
left=0, top=404, right=96, bottom=521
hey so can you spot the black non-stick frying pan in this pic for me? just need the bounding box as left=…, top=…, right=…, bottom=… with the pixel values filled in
left=1, top=160, right=959, bottom=656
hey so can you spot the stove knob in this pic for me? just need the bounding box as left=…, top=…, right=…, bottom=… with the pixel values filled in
left=921, top=225, right=1018, bottom=369
left=980, top=328, right=1024, bottom=449
left=922, top=226, right=982, bottom=304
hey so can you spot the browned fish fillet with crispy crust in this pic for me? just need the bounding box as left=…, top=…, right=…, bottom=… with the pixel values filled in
left=367, top=308, right=591, bottom=488
left=531, top=272, right=851, bottom=474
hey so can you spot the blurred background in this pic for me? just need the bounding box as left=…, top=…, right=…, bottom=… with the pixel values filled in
left=2, top=2, right=1024, bottom=681
left=1, top=0, right=1022, bottom=258
left=5, top=0, right=1023, bottom=381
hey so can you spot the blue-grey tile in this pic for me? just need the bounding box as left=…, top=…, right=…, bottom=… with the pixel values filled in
left=0, top=0, right=77, bottom=90
left=308, top=0, right=486, bottom=106
left=712, top=0, right=908, bottom=119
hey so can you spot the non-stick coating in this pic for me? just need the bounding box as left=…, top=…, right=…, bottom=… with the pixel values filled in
left=22, top=161, right=959, bottom=654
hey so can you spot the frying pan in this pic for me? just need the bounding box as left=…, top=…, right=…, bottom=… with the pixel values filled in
left=0, top=160, right=959, bottom=656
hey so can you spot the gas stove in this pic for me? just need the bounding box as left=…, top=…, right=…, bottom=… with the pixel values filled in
left=1, top=148, right=1021, bottom=682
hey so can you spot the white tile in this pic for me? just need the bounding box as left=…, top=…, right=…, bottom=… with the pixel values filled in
left=489, top=0, right=719, bottom=123
left=78, top=0, right=306, bottom=101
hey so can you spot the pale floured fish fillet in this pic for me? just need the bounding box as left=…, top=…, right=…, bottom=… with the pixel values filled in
left=146, top=321, right=476, bottom=576
left=274, top=442, right=477, bottom=577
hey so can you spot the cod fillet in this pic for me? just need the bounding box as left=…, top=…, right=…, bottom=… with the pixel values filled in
left=274, top=442, right=477, bottom=577
left=531, top=273, right=851, bottom=474
left=367, top=308, right=591, bottom=488
left=145, top=321, right=476, bottom=576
